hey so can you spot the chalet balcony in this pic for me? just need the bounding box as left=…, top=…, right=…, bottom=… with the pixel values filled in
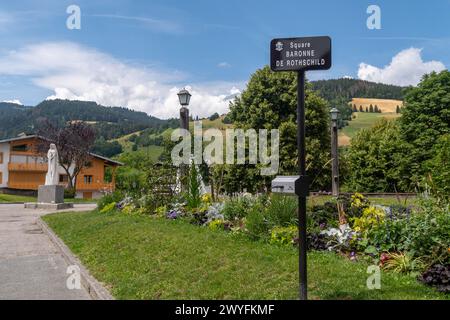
left=8, top=162, right=48, bottom=172
left=8, top=154, right=47, bottom=172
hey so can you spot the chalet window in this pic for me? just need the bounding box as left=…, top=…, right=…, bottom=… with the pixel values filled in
left=59, top=174, right=69, bottom=183
left=12, top=144, right=29, bottom=152
left=0, top=152, right=3, bottom=164
left=84, top=175, right=93, bottom=184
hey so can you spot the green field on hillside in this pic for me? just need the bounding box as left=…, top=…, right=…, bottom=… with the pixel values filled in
left=189, top=117, right=232, bottom=131
left=110, top=130, right=143, bottom=152
left=112, top=117, right=230, bottom=161
left=339, top=112, right=400, bottom=146
left=138, top=145, right=164, bottom=162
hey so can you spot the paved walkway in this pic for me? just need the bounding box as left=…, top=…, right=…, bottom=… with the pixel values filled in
left=0, top=203, right=96, bottom=300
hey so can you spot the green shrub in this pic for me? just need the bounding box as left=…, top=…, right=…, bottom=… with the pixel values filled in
left=307, top=201, right=339, bottom=230
left=345, top=120, right=412, bottom=192
left=116, top=167, right=145, bottom=196
left=245, top=203, right=269, bottom=240
left=222, top=196, right=257, bottom=220
left=269, top=225, right=298, bottom=246
left=97, top=191, right=124, bottom=211
left=401, top=200, right=450, bottom=265
left=120, top=204, right=147, bottom=216
left=358, top=199, right=449, bottom=267
left=265, top=194, right=298, bottom=227
left=154, top=205, right=167, bottom=217
left=362, top=218, right=406, bottom=253
left=64, top=188, right=75, bottom=199
left=99, top=202, right=116, bottom=214
left=423, top=134, right=450, bottom=201
left=208, top=219, right=225, bottom=231
left=185, top=162, right=202, bottom=210
left=351, top=206, right=385, bottom=234
left=135, top=193, right=165, bottom=215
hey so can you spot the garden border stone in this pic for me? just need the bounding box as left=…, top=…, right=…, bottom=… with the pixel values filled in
left=37, top=216, right=115, bottom=300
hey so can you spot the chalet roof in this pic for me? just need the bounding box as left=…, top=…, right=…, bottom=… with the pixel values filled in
left=0, top=134, right=123, bottom=166
left=0, top=134, right=41, bottom=144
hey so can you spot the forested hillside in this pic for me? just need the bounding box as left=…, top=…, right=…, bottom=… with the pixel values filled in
left=310, top=78, right=405, bottom=124
left=0, top=102, right=34, bottom=138
left=311, top=78, right=405, bottom=101
left=0, top=99, right=178, bottom=141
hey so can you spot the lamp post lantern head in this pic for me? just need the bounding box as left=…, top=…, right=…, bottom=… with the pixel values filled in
left=330, top=107, right=339, bottom=121
left=177, top=88, right=191, bottom=106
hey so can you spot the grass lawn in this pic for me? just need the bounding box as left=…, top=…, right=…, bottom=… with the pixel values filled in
left=0, top=193, right=95, bottom=204
left=42, top=210, right=447, bottom=300
left=0, top=193, right=36, bottom=203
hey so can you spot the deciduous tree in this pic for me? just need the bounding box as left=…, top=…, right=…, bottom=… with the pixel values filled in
left=400, top=70, right=450, bottom=183
left=227, top=66, right=331, bottom=191
left=37, top=121, right=96, bottom=192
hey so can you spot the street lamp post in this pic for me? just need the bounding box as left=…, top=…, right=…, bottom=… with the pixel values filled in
left=177, top=88, right=191, bottom=191
left=330, top=108, right=340, bottom=197
left=178, top=88, right=191, bottom=132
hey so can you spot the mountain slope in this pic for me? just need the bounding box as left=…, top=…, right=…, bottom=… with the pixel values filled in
left=0, top=99, right=178, bottom=140
left=310, top=78, right=405, bottom=101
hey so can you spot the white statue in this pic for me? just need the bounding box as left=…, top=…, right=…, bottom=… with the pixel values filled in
left=45, top=144, right=59, bottom=186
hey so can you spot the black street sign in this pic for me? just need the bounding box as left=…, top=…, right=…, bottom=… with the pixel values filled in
left=269, top=35, right=332, bottom=301
left=270, top=36, right=331, bottom=72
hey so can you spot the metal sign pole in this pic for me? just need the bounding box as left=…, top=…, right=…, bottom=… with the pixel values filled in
left=297, top=71, right=307, bottom=300
left=270, top=35, right=331, bottom=301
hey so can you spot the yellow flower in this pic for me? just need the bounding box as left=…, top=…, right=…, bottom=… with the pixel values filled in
left=201, top=193, right=212, bottom=204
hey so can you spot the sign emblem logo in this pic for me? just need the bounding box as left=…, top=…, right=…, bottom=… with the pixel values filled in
left=275, top=41, right=283, bottom=51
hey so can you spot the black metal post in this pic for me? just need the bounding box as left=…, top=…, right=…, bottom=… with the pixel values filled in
left=331, top=119, right=339, bottom=196
left=180, top=107, right=189, bottom=191
left=297, top=71, right=307, bottom=300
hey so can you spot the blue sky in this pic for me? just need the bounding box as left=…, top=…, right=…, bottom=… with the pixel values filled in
left=0, top=0, right=448, bottom=118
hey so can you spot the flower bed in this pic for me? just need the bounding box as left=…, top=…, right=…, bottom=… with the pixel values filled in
left=97, top=190, right=449, bottom=294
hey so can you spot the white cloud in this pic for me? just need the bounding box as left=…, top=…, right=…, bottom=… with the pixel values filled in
left=358, top=48, right=446, bottom=86
left=0, top=42, right=243, bottom=118
left=2, top=99, right=22, bottom=105
left=217, top=62, right=231, bottom=68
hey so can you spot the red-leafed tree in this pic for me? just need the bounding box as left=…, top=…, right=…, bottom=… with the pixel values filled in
left=37, top=121, right=96, bottom=192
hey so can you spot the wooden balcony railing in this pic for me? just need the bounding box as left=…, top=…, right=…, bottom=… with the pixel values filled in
left=8, top=162, right=47, bottom=172
left=7, top=181, right=43, bottom=190
left=77, top=182, right=115, bottom=192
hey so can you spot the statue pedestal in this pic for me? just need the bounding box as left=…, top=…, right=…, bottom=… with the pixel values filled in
left=24, top=185, right=73, bottom=210
left=38, top=185, right=64, bottom=204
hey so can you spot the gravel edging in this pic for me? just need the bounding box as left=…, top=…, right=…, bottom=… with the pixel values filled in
left=37, top=217, right=115, bottom=300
